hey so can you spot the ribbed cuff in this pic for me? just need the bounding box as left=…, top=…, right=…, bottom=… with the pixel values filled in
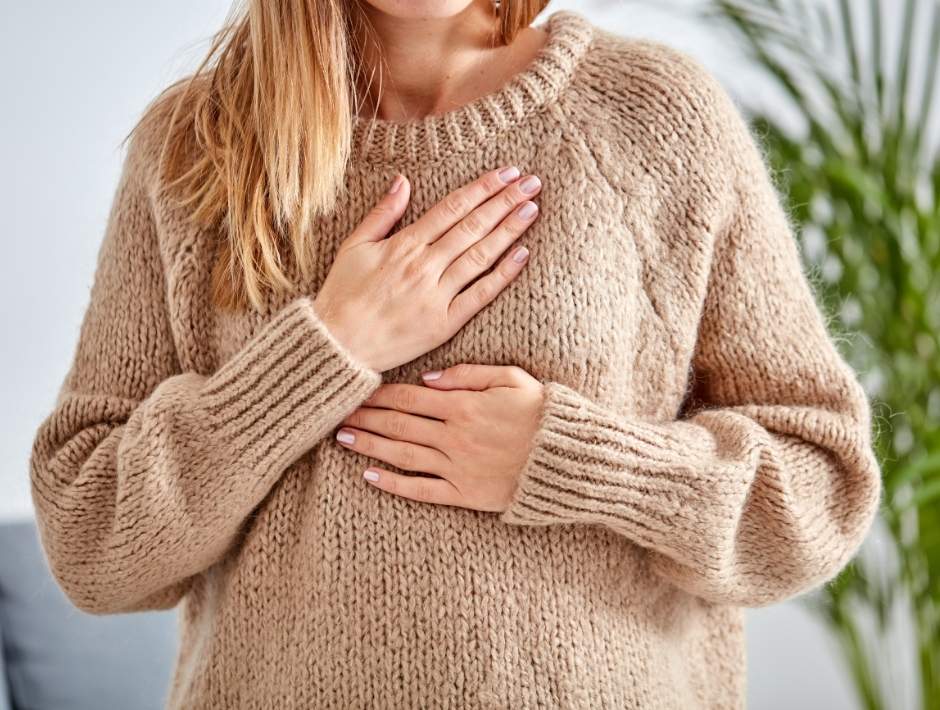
left=499, top=381, right=725, bottom=557
left=196, top=296, right=382, bottom=475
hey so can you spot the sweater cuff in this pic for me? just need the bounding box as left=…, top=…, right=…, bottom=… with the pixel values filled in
left=195, top=296, right=382, bottom=474
left=499, top=381, right=705, bottom=537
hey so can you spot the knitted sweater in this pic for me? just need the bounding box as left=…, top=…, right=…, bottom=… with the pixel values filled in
left=30, top=9, right=882, bottom=709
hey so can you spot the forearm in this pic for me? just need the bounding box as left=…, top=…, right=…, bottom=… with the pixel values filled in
left=30, top=296, right=381, bottom=614
left=500, top=378, right=882, bottom=607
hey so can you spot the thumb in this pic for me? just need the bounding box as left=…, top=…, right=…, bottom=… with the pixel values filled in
left=344, top=174, right=410, bottom=247
left=420, top=363, right=520, bottom=391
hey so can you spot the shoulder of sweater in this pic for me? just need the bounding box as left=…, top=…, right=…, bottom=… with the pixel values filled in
left=559, top=27, right=772, bottom=233
left=119, top=78, right=208, bottom=266
left=567, top=27, right=755, bottom=174
left=123, top=78, right=197, bottom=198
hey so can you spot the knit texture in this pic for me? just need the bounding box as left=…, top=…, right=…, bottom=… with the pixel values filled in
left=30, top=10, right=883, bottom=709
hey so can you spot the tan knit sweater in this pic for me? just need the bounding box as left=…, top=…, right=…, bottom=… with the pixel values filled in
left=30, top=9, right=882, bottom=709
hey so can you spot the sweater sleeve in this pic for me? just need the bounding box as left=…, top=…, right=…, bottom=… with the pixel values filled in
left=499, top=60, right=883, bottom=608
left=29, top=136, right=382, bottom=615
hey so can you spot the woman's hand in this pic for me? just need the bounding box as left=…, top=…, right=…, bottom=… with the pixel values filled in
left=334, top=364, right=545, bottom=512
left=313, top=168, right=542, bottom=373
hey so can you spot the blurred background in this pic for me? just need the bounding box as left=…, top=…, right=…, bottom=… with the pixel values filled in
left=1, top=1, right=937, bottom=709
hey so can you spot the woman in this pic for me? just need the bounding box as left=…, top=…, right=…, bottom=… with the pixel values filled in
left=29, top=0, right=882, bottom=707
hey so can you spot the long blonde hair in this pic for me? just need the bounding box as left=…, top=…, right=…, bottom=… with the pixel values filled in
left=126, top=0, right=549, bottom=312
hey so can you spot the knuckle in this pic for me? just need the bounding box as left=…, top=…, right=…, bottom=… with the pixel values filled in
left=387, top=413, right=408, bottom=439
left=401, top=256, right=427, bottom=282
left=483, top=172, right=505, bottom=193
left=392, top=386, right=415, bottom=413
left=496, top=255, right=516, bottom=278
left=386, top=233, right=412, bottom=258
left=395, top=225, right=418, bottom=243
left=413, top=481, right=434, bottom=503
left=465, top=244, right=489, bottom=269
left=502, top=189, right=520, bottom=210
left=489, top=223, right=511, bottom=246
left=372, top=202, right=395, bottom=217
left=443, top=193, right=468, bottom=219
left=458, top=210, right=483, bottom=238
left=452, top=363, right=476, bottom=381
left=473, top=281, right=493, bottom=308
left=398, top=445, right=415, bottom=468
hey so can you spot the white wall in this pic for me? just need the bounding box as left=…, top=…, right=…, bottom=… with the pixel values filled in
left=1, top=2, right=863, bottom=707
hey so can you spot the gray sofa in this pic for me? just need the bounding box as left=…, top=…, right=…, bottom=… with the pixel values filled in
left=0, top=520, right=178, bottom=710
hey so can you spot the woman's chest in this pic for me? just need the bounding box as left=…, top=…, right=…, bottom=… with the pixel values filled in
left=169, top=147, right=702, bottom=419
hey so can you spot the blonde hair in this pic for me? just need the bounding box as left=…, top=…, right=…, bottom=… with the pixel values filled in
left=125, top=0, right=550, bottom=312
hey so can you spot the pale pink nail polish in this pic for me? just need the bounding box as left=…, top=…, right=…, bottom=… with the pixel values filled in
left=517, top=201, right=538, bottom=219
left=512, top=246, right=529, bottom=263
left=421, top=370, right=442, bottom=380
left=336, top=430, right=355, bottom=444
left=519, top=175, right=541, bottom=194
left=363, top=469, right=380, bottom=482
left=498, top=166, right=520, bottom=182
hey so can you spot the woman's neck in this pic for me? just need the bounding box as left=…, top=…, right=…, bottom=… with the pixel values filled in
left=354, top=1, right=548, bottom=122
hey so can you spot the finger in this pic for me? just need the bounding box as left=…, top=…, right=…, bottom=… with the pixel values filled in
left=419, top=363, right=528, bottom=391
left=431, top=174, right=541, bottom=266
left=447, top=243, right=530, bottom=329
left=340, top=406, right=445, bottom=448
left=335, top=427, right=449, bottom=474
left=358, top=383, right=453, bottom=420
left=361, top=467, right=462, bottom=507
left=410, top=165, right=521, bottom=245
left=344, top=174, right=411, bottom=248
left=438, top=197, right=539, bottom=295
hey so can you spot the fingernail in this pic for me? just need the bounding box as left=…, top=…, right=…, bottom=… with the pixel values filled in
left=363, top=469, right=380, bottom=482
left=388, top=174, right=404, bottom=194
left=517, top=201, right=538, bottom=219
left=421, top=370, right=442, bottom=380
left=519, top=175, right=541, bottom=194
left=498, top=165, right=520, bottom=182
left=513, top=246, right=529, bottom=263
left=336, top=429, right=355, bottom=444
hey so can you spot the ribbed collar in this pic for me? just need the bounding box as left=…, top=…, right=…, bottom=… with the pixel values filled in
left=349, top=9, right=595, bottom=166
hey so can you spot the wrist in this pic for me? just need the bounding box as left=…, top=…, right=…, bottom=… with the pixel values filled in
left=311, top=296, right=376, bottom=372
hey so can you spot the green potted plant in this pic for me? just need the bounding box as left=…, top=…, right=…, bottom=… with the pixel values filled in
left=647, top=1, right=940, bottom=707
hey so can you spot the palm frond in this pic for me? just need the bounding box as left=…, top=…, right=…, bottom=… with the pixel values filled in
left=651, top=0, right=940, bottom=707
